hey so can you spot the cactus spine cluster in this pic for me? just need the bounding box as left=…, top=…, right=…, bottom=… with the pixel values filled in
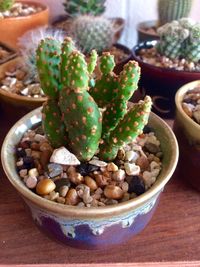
left=158, top=0, right=193, bottom=26
left=0, top=0, right=14, bottom=12
left=36, top=37, right=152, bottom=162
left=72, top=15, right=115, bottom=54
left=63, top=0, right=106, bottom=18
left=157, top=18, right=200, bottom=63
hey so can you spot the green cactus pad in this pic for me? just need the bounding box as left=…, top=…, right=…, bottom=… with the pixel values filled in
left=42, top=99, right=68, bottom=148
left=99, top=96, right=152, bottom=161
left=87, top=50, right=98, bottom=75
left=59, top=89, right=102, bottom=161
left=0, top=0, right=14, bottom=12
left=36, top=38, right=62, bottom=99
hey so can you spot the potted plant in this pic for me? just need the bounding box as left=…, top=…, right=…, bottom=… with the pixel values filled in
left=133, top=18, right=200, bottom=118
left=1, top=37, right=178, bottom=248
left=174, top=80, right=200, bottom=191
left=137, top=0, right=193, bottom=43
left=0, top=0, right=49, bottom=49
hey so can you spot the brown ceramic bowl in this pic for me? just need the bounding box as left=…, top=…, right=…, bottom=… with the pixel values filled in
left=137, top=20, right=159, bottom=43
left=174, top=80, right=200, bottom=191
left=0, top=1, right=49, bottom=49
left=132, top=40, right=200, bottom=118
left=0, top=57, right=47, bottom=113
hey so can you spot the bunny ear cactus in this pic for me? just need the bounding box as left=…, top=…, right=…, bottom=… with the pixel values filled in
left=0, top=0, right=14, bottom=12
left=36, top=37, right=152, bottom=163
left=63, top=0, right=106, bottom=18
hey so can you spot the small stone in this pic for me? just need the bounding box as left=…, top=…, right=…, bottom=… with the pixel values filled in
left=59, top=185, right=69, bottom=197
left=76, top=163, right=99, bottom=176
left=150, top=161, right=160, bottom=171
left=143, top=125, right=154, bottom=134
left=48, top=163, right=63, bottom=178
left=16, top=148, right=26, bottom=158
left=36, top=179, right=56, bottom=195
left=182, top=103, right=194, bottom=118
left=40, top=150, right=52, bottom=169
left=112, top=169, right=126, bottom=181
left=39, top=142, right=52, bottom=152
left=121, top=181, right=129, bottom=192
left=107, top=162, right=118, bottom=172
left=125, top=151, right=139, bottom=162
left=93, top=173, right=108, bottom=187
left=85, top=176, right=98, bottom=191
left=65, top=188, right=80, bottom=205
left=31, top=150, right=41, bottom=159
left=124, top=163, right=140, bottom=176
left=50, top=146, right=80, bottom=165
left=19, top=169, right=27, bottom=178
left=49, top=191, right=59, bottom=201
left=136, top=156, right=150, bottom=171
left=104, top=185, right=124, bottom=200
left=117, top=148, right=125, bottom=160
left=28, top=168, right=39, bottom=178
left=26, top=176, right=37, bottom=189
left=34, top=134, right=46, bottom=143
left=57, top=196, right=65, bottom=204
left=144, top=142, right=160, bottom=154
left=193, top=109, right=200, bottom=124
left=127, top=176, right=145, bottom=195
left=55, top=178, right=71, bottom=192
left=89, top=159, right=107, bottom=167
left=23, top=156, right=35, bottom=169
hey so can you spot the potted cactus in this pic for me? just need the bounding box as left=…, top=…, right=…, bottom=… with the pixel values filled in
left=137, top=0, right=193, bottom=43
left=1, top=37, right=178, bottom=248
left=133, top=18, right=200, bottom=118
left=0, top=0, right=49, bottom=49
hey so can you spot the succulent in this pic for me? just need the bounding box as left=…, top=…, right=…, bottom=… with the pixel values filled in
left=72, top=15, right=115, bottom=54
left=36, top=37, right=152, bottom=162
left=0, top=0, right=14, bottom=12
left=63, top=0, right=106, bottom=18
left=157, top=18, right=200, bottom=62
left=158, top=0, right=193, bottom=26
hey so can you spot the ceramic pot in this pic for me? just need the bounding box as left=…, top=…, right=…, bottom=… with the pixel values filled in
left=0, top=1, right=49, bottom=49
left=0, top=41, right=17, bottom=65
left=137, top=20, right=159, bottom=43
left=0, top=57, right=47, bottom=114
left=174, top=80, right=200, bottom=191
left=132, top=40, right=200, bottom=118
left=1, top=108, right=178, bottom=249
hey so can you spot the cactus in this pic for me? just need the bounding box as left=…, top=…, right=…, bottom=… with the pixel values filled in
left=36, top=37, right=152, bottom=162
left=0, top=0, right=14, bottom=12
left=158, top=0, right=193, bottom=26
left=157, top=18, right=200, bottom=62
left=72, top=15, right=115, bottom=54
left=63, top=0, right=106, bottom=18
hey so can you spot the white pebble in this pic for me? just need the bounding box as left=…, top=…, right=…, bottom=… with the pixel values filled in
left=125, top=151, right=139, bottom=162
left=28, top=168, right=39, bottom=178
left=34, top=134, right=46, bottom=143
left=50, top=146, right=80, bottom=165
left=26, top=176, right=37, bottom=189
left=143, top=171, right=152, bottom=181
left=113, top=169, right=126, bottom=181
left=19, top=169, right=27, bottom=178
left=150, top=161, right=160, bottom=170
left=124, top=163, right=140, bottom=176
left=89, top=159, right=107, bottom=167
left=151, top=168, right=160, bottom=177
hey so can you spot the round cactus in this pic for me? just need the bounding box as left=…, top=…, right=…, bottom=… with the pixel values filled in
left=0, top=0, right=14, bottom=12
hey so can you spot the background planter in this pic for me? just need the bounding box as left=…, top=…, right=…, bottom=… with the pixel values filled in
left=0, top=41, right=17, bottom=65
left=132, top=40, right=200, bottom=118
left=0, top=1, right=49, bottom=49
left=137, top=20, right=159, bottom=43
left=1, top=108, right=178, bottom=249
left=174, top=80, right=200, bottom=191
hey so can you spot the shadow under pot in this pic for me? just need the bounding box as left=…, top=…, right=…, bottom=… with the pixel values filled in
left=132, top=40, right=200, bottom=118
left=174, top=80, right=200, bottom=192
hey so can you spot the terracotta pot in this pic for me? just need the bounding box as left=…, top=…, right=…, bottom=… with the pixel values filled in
left=174, top=80, right=200, bottom=191
left=1, top=107, right=178, bottom=249
left=132, top=40, right=200, bottom=118
left=0, top=1, right=49, bottom=49
left=0, top=41, right=17, bottom=65
left=0, top=57, right=47, bottom=114
left=137, top=20, right=159, bottom=43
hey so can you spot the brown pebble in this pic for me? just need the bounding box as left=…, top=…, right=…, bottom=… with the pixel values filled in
left=93, top=173, right=108, bottom=187
left=40, top=150, right=52, bottom=169
left=85, top=176, right=98, bottom=191
left=117, top=148, right=125, bottom=160
left=65, top=188, right=80, bottom=205
left=39, top=142, right=53, bottom=152
left=107, top=162, right=118, bottom=172
left=36, top=179, right=56, bottom=195
left=136, top=156, right=149, bottom=171
left=31, top=150, right=41, bottom=159
left=30, top=142, right=40, bottom=150
left=104, top=185, right=124, bottom=200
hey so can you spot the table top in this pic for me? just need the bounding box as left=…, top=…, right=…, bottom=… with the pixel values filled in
left=0, top=106, right=200, bottom=267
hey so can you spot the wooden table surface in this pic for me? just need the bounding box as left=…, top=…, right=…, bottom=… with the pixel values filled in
left=0, top=107, right=200, bottom=267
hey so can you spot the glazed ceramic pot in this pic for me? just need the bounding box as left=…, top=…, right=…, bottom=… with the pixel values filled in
left=0, top=57, right=47, bottom=114
left=0, top=1, right=49, bottom=49
left=132, top=40, right=200, bottom=118
left=174, top=80, right=200, bottom=191
left=137, top=20, right=159, bottom=43
left=1, top=107, right=178, bottom=249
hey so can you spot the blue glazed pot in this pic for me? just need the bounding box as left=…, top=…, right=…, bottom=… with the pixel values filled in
left=1, top=108, right=178, bottom=249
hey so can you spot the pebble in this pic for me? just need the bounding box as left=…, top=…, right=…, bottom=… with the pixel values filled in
left=55, top=178, right=71, bottom=191
left=112, top=169, right=126, bottom=181
left=65, top=189, right=79, bottom=205
left=49, top=191, right=59, bottom=201
left=193, top=109, right=200, bottom=124
left=76, top=163, right=99, bottom=176
left=19, top=169, right=27, bottom=178
left=127, top=176, right=145, bottom=195
left=104, top=185, right=124, bottom=200
left=89, top=159, right=107, bottom=167
left=85, top=176, right=98, bottom=191
left=50, top=147, right=80, bottom=165
left=144, top=142, right=160, bottom=154
left=59, top=185, right=69, bottom=197
left=136, top=155, right=149, bottom=171
left=125, top=151, right=139, bottom=162
left=28, top=168, right=39, bottom=178
left=25, top=176, right=37, bottom=189
left=124, top=163, right=140, bottom=176
left=36, top=179, right=56, bottom=195
left=117, top=148, right=126, bottom=160
left=47, top=163, right=63, bottom=178
left=107, top=162, right=118, bottom=172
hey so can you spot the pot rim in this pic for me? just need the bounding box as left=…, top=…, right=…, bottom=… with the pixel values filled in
left=0, top=1, right=49, bottom=21
left=1, top=108, right=179, bottom=218
left=137, top=20, right=158, bottom=37
left=132, top=40, right=200, bottom=75
left=175, top=80, right=200, bottom=131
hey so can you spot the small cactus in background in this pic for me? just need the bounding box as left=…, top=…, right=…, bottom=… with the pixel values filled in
left=36, top=37, right=152, bottom=162
left=157, top=18, right=200, bottom=62
left=72, top=15, right=115, bottom=54
left=0, top=0, right=14, bottom=12
left=158, top=0, right=193, bottom=26
left=63, top=0, right=106, bottom=18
